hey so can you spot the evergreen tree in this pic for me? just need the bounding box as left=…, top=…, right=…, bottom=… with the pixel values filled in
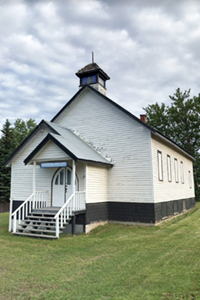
left=0, top=118, right=37, bottom=203
left=0, top=120, right=15, bottom=203
left=143, top=88, right=200, bottom=199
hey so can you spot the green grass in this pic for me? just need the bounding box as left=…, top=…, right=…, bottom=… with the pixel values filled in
left=1, top=205, right=200, bottom=300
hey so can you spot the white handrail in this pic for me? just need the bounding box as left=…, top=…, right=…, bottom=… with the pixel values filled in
left=54, top=191, right=86, bottom=238
left=11, top=191, right=48, bottom=234
left=54, top=193, right=74, bottom=219
left=11, top=193, right=34, bottom=217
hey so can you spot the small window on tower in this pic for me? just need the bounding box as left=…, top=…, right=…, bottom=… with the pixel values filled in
left=81, top=75, right=97, bottom=85
left=99, top=76, right=105, bottom=87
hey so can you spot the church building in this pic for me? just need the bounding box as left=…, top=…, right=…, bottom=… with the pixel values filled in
left=5, top=61, right=195, bottom=238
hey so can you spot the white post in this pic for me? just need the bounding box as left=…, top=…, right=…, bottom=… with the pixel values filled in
left=56, top=217, right=59, bottom=238
left=9, top=198, right=13, bottom=232
left=72, top=160, right=76, bottom=213
left=84, top=164, right=88, bottom=209
left=33, top=161, right=36, bottom=208
left=13, top=213, right=16, bottom=233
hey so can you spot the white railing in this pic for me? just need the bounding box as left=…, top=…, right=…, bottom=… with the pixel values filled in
left=75, top=191, right=86, bottom=211
left=54, top=191, right=86, bottom=238
left=11, top=191, right=48, bottom=234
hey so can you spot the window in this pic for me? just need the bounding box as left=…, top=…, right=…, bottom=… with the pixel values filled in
left=188, top=171, right=192, bottom=188
left=99, top=76, right=105, bottom=87
left=81, top=75, right=97, bottom=85
left=67, top=169, right=71, bottom=185
left=174, top=158, right=178, bottom=183
left=55, top=175, right=59, bottom=185
left=60, top=170, right=64, bottom=185
left=167, top=155, right=172, bottom=182
left=180, top=161, right=184, bottom=183
left=157, top=151, right=163, bottom=181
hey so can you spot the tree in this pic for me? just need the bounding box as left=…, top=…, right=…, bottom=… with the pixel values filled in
left=0, top=120, right=15, bottom=203
left=0, top=118, right=37, bottom=203
left=143, top=88, right=200, bottom=199
left=13, top=118, right=37, bottom=147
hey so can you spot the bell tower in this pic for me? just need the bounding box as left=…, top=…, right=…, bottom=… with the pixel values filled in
left=76, top=57, right=110, bottom=95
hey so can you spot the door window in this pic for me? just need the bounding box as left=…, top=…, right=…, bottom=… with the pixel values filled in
left=67, top=169, right=71, bottom=185
left=60, top=169, right=64, bottom=185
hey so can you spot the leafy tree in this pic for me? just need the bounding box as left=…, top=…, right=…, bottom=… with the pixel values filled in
left=13, top=118, right=37, bottom=147
left=0, top=118, right=37, bottom=203
left=143, top=88, right=200, bottom=199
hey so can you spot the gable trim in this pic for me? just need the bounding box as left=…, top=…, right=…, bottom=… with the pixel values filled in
left=51, top=85, right=194, bottom=161
left=51, top=85, right=156, bottom=133
left=4, top=120, right=60, bottom=167
left=24, top=133, right=77, bottom=165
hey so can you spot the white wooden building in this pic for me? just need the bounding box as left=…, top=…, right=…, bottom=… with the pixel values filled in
left=5, top=62, right=195, bottom=238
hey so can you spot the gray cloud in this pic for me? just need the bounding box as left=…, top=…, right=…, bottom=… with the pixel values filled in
left=0, top=0, right=200, bottom=130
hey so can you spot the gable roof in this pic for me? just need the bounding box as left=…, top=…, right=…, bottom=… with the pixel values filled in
left=4, top=120, right=59, bottom=166
left=4, top=85, right=194, bottom=166
left=51, top=85, right=195, bottom=161
left=24, top=124, right=112, bottom=166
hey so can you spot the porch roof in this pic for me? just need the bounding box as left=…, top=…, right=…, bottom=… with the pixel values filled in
left=24, top=123, right=113, bottom=166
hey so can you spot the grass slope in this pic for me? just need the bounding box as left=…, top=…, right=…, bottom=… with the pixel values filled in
left=0, top=204, right=200, bottom=300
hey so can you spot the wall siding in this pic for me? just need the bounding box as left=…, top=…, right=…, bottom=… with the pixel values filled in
left=87, top=164, right=108, bottom=203
left=11, top=126, right=52, bottom=201
left=151, top=135, right=195, bottom=203
left=35, top=140, right=71, bottom=162
left=54, top=89, right=153, bottom=203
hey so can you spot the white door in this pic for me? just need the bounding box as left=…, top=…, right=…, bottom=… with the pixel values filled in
left=52, top=167, right=78, bottom=207
left=52, top=168, right=65, bottom=207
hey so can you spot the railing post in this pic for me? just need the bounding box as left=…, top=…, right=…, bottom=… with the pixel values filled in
left=13, top=213, right=16, bottom=233
left=9, top=198, right=13, bottom=232
left=56, top=217, right=59, bottom=238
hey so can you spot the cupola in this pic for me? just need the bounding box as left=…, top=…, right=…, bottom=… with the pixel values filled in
left=76, top=61, right=110, bottom=96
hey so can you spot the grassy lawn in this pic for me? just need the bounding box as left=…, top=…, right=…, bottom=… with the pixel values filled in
left=1, top=205, right=200, bottom=300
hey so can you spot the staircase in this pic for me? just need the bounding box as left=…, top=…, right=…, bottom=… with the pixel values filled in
left=13, top=207, right=69, bottom=239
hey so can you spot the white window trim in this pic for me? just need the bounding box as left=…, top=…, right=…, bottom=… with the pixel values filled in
left=167, top=155, right=172, bottom=182
left=180, top=161, right=184, bottom=184
left=188, top=171, right=192, bottom=188
left=174, top=158, right=179, bottom=183
left=157, top=151, right=163, bottom=181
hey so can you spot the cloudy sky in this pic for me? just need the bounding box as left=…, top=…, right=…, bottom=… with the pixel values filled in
left=0, top=0, right=200, bottom=130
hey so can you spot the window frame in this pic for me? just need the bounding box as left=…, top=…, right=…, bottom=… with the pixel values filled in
left=180, top=161, right=184, bottom=184
left=188, top=171, right=192, bottom=189
left=174, top=158, right=179, bottom=183
left=167, top=155, right=172, bottom=182
left=157, top=150, right=163, bottom=181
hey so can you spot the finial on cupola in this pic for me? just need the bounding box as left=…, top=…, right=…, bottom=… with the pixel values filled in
left=76, top=55, right=110, bottom=96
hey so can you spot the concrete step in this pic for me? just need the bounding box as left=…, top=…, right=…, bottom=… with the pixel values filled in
left=13, top=232, right=58, bottom=239
left=17, top=227, right=61, bottom=234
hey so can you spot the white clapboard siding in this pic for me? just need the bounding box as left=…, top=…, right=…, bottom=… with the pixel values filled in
left=11, top=126, right=54, bottom=201
left=151, top=135, right=195, bottom=203
left=54, top=88, right=153, bottom=203
left=76, top=162, right=85, bottom=191
left=34, top=140, right=71, bottom=162
left=87, top=165, right=108, bottom=203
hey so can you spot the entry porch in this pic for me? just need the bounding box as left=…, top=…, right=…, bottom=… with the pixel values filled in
left=10, top=160, right=87, bottom=238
